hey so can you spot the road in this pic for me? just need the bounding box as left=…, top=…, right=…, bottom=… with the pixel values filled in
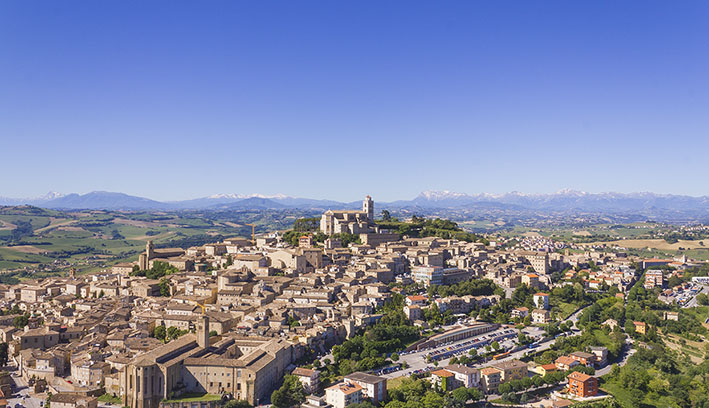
left=683, top=284, right=709, bottom=308
left=7, top=374, right=44, bottom=408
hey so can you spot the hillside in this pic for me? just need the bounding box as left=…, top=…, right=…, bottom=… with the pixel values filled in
left=0, top=206, right=318, bottom=275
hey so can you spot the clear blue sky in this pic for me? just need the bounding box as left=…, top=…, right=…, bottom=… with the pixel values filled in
left=1, top=1, right=708, bottom=201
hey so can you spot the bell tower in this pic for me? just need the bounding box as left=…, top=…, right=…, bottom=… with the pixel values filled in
left=197, top=314, right=210, bottom=348
left=363, top=195, right=374, bottom=222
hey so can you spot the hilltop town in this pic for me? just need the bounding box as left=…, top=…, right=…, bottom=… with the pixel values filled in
left=0, top=197, right=708, bottom=408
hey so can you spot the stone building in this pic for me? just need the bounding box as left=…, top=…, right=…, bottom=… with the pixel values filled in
left=320, top=196, right=374, bottom=235
left=123, top=315, right=295, bottom=408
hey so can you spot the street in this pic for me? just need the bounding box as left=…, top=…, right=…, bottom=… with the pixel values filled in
left=6, top=373, right=44, bottom=408
left=682, top=284, right=709, bottom=308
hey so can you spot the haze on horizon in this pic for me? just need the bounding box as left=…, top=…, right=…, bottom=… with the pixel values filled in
left=1, top=1, right=708, bottom=202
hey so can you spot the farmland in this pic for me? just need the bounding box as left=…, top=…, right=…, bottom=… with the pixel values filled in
left=0, top=205, right=318, bottom=277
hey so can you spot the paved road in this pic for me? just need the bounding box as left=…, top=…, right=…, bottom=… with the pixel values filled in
left=683, top=284, right=709, bottom=308
left=596, top=339, right=636, bottom=377
left=7, top=374, right=44, bottom=408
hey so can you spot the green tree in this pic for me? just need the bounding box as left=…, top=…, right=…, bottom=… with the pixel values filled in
left=223, top=400, right=251, bottom=408
left=166, top=326, right=185, bottom=341
left=158, top=278, right=171, bottom=297
left=271, top=375, right=305, bottom=408
left=13, top=314, right=29, bottom=329
left=153, top=326, right=167, bottom=342
left=421, top=392, right=444, bottom=408
left=0, top=343, right=8, bottom=367
left=498, top=382, right=512, bottom=394
left=451, top=388, right=470, bottom=403
left=390, top=352, right=399, bottom=362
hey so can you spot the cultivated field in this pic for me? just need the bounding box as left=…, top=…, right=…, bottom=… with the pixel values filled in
left=580, top=238, right=707, bottom=251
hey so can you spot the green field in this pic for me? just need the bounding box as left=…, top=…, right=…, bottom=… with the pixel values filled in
left=0, top=206, right=319, bottom=276
left=163, top=393, right=221, bottom=403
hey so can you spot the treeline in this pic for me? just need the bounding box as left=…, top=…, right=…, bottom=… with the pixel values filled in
left=1, top=220, right=34, bottom=243
left=130, top=261, right=178, bottom=280
left=156, top=233, right=225, bottom=249
left=603, top=342, right=709, bottom=407
left=377, top=216, right=488, bottom=244
left=426, top=278, right=500, bottom=298
left=282, top=230, right=360, bottom=247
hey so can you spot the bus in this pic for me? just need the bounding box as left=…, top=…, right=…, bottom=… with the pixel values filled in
left=493, top=351, right=510, bottom=360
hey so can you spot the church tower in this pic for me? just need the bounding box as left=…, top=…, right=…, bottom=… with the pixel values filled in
left=197, top=314, right=210, bottom=348
left=146, top=240, right=154, bottom=259
left=140, top=240, right=155, bottom=270
left=363, top=195, right=374, bottom=222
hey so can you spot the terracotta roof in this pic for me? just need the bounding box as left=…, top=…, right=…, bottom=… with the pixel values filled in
left=431, top=369, right=454, bottom=377
left=568, top=371, right=594, bottom=382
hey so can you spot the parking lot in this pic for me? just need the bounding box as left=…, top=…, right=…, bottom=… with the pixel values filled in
left=381, top=326, right=520, bottom=379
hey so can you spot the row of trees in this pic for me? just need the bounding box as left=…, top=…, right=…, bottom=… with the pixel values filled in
left=131, top=261, right=179, bottom=280
left=426, top=278, right=501, bottom=299
left=376, top=217, right=488, bottom=244
left=152, top=325, right=189, bottom=343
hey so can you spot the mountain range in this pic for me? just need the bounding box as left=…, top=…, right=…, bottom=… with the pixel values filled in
left=1, top=190, right=709, bottom=215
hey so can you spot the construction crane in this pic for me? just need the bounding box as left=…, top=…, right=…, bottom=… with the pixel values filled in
left=190, top=300, right=206, bottom=315
left=245, top=223, right=256, bottom=244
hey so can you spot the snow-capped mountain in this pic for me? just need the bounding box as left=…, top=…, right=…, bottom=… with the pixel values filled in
left=0, top=191, right=67, bottom=206
left=207, top=193, right=290, bottom=200
left=1, top=189, right=708, bottom=215
left=417, top=190, right=470, bottom=201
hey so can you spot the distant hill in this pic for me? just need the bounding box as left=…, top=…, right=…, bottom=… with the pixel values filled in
left=44, top=191, right=166, bottom=210
left=1, top=189, right=708, bottom=217
left=211, top=197, right=287, bottom=210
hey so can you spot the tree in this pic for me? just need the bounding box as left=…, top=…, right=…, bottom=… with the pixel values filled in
left=421, top=392, right=444, bottom=408
left=153, top=326, right=167, bottom=342
left=223, top=401, right=251, bottom=408
left=166, top=326, right=185, bottom=341
left=391, top=352, right=400, bottom=362
left=451, top=388, right=470, bottom=403
left=158, top=278, right=171, bottom=297
left=491, top=341, right=501, bottom=351
left=271, top=375, right=305, bottom=408
left=13, top=314, right=29, bottom=329
left=498, top=382, right=512, bottom=394
left=381, top=210, right=392, bottom=222
left=0, top=343, right=8, bottom=367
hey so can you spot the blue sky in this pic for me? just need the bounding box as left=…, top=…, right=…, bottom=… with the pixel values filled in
left=1, top=1, right=708, bottom=201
